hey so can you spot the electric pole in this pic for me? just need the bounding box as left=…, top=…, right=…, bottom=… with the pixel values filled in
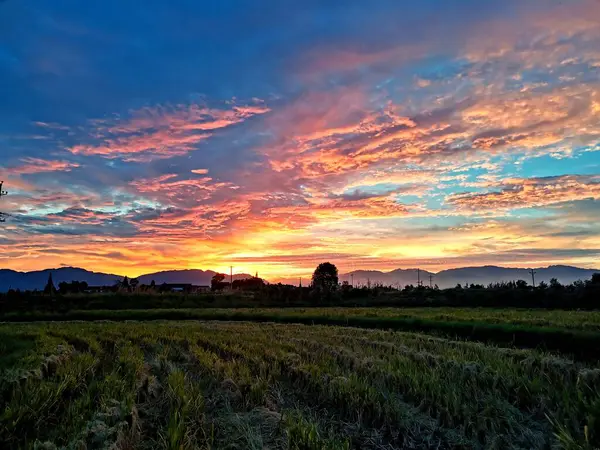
left=0, top=181, right=7, bottom=223
left=417, top=269, right=421, bottom=287
left=230, top=266, right=233, bottom=290
left=529, top=269, right=536, bottom=288
left=429, top=274, right=434, bottom=288
left=350, top=273, right=354, bottom=287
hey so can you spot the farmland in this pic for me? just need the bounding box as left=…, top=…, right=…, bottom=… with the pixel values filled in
left=5, top=307, right=600, bottom=330
left=2, top=320, right=599, bottom=449
left=4, top=307, right=600, bottom=360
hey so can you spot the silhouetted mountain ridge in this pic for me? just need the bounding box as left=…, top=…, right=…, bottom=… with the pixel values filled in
left=0, top=267, right=253, bottom=292
left=340, top=265, right=599, bottom=288
left=1, top=265, right=598, bottom=292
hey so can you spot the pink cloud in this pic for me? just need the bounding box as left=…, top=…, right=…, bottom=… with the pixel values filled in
left=448, top=175, right=600, bottom=211
left=68, top=101, right=270, bottom=161
left=129, top=173, right=236, bottom=205
left=5, top=158, right=80, bottom=175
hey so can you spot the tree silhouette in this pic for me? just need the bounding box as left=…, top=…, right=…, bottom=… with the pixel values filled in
left=211, top=273, right=227, bottom=291
left=550, top=278, right=563, bottom=289
left=43, top=273, right=56, bottom=295
left=120, top=276, right=130, bottom=292
left=312, top=262, right=339, bottom=293
left=516, top=280, right=528, bottom=289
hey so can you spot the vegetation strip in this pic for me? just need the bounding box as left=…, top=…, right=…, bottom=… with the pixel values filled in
left=2, top=321, right=599, bottom=449
left=3, top=308, right=600, bottom=360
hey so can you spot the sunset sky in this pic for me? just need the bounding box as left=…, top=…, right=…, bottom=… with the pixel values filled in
left=1, top=0, right=600, bottom=280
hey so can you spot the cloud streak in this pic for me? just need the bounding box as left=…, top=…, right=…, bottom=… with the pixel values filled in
left=68, top=102, right=270, bottom=162
left=448, top=176, right=600, bottom=211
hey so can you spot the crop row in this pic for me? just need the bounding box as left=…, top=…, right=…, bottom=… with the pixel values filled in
left=3, top=307, right=600, bottom=360
left=2, top=321, right=599, bottom=449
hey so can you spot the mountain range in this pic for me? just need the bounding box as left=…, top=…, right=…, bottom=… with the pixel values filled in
left=0, top=267, right=253, bottom=292
left=0, top=265, right=598, bottom=292
left=338, top=265, right=599, bottom=289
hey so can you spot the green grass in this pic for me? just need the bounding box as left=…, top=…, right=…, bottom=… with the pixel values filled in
left=1, top=320, right=600, bottom=449
left=5, top=306, right=600, bottom=330
left=4, top=307, right=600, bottom=360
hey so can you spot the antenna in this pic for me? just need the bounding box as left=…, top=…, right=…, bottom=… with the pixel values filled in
left=529, top=268, right=536, bottom=288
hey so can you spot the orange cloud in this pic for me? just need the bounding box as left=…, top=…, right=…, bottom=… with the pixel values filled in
left=448, top=175, right=600, bottom=211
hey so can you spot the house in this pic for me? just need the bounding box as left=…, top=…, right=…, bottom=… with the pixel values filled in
left=159, top=283, right=210, bottom=293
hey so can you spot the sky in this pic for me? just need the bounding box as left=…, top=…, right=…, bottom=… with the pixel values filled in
left=1, top=0, right=600, bottom=280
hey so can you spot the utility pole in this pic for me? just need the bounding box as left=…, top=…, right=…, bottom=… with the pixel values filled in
left=350, top=273, right=354, bottom=287
left=299, top=277, right=302, bottom=288
left=230, top=266, right=233, bottom=290
left=429, top=274, right=434, bottom=288
left=367, top=277, right=371, bottom=289
left=417, top=269, right=421, bottom=287
left=529, top=269, right=536, bottom=288
left=0, top=181, right=7, bottom=223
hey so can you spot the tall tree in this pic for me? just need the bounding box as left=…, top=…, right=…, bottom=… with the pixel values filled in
left=43, top=272, right=56, bottom=295
left=211, top=273, right=227, bottom=291
left=311, top=262, right=339, bottom=293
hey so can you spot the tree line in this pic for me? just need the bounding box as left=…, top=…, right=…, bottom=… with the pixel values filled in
left=1, top=262, right=600, bottom=313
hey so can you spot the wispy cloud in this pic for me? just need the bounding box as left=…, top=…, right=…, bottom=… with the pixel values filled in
left=4, top=158, right=80, bottom=175
left=448, top=175, right=600, bottom=211
left=68, top=102, right=270, bottom=162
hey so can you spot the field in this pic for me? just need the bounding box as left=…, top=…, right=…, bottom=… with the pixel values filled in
left=6, top=307, right=600, bottom=330
left=4, top=307, right=600, bottom=360
left=2, top=320, right=599, bottom=449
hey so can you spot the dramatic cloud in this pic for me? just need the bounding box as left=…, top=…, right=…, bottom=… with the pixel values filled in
left=68, top=102, right=270, bottom=162
left=2, top=0, right=600, bottom=278
left=448, top=176, right=600, bottom=211
left=3, top=158, right=80, bottom=175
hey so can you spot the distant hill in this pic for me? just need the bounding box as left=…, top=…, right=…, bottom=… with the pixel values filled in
left=1, top=264, right=598, bottom=292
left=340, top=265, right=599, bottom=289
left=0, top=267, right=254, bottom=292
left=137, top=270, right=253, bottom=286
left=0, top=267, right=122, bottom=292
left=339, top=268, right=434, bottom=288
